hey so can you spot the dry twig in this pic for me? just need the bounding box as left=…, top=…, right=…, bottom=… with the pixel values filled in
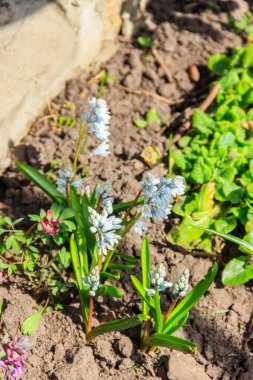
left=173, top=83, right=221, bottom=142
left=151, top=47, right=174, bottom=83
left=118, top=85, right=183, bottom=105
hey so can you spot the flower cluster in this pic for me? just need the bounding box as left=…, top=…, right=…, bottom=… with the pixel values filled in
left=40, top=210, right=62, bottom=237
left=56, top=167, right=83, bottom=195
left=172, top=269, right=190, bottom=297
left=83, top=266, right=100, bottom=297
left=134, top=174, right=186, bottom=235
left=0, top=335, right=31, bottom=378
left=145, top=264, right=172, bottom=296
left=89, top=203, right=122, bottom=256
left=85, top=98, right=111, bottom=157
left=145, top=265, right=190, bottom=298
left=96, top=180, right=113, bottom=205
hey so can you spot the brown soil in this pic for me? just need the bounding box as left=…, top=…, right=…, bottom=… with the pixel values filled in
left=0, top=1, right=253, bottom=379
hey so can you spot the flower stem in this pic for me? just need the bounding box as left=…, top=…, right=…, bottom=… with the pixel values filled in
left=72, top=118, right=91, bottom=174
left=86, top=296, right=94, bottom=335
left=163, top=297, right=178, bottom=325
left=123, top=190, right=142, bottom=221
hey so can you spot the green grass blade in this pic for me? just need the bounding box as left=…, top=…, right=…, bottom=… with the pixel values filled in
left=131, top=275, right=155, bottom=309
left=87, top=314, right=149, bottom=342
left=16, top=161, right=65, bottom=202
left=163, top=263, right=218, bottom=334
left=144, top=334, right=197, bottom=354
left=194, top=226, right=253, bottom=254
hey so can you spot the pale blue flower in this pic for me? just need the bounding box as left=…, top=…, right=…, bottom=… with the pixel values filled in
left=83, top=266, right=100, bottom=297
left=139, top=173, right=159, bottom=199
left=56, top=167, right=83, bottom=195
left=145, top=264, right=173, bottom=296
left=96, top=180, right=114, bottom=206
left=133, top=219, right=148, bottom=236
left=172, top=269, right=189, bottom=297
left=167, top=176, right=186, bottom=197
left=85, top=97, right=111, bottom=155
left=93, top=140, right=110, bottom=156
left=135, top=173, right=185, bottom=231
left=89, top=206, right=122, bottom=255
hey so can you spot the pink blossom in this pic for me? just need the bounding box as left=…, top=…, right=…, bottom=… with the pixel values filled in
left=0, top=347, right=24, bottom=378
left=40, top=209, right=62, bottom=237
left=12, top=335, right=31, bottom=357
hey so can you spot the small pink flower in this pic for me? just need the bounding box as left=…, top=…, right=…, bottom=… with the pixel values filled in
left=40, top=209, right=62, bottom=237
left=0, top=347, right=24, bottom=378
left=12, top=335, right=31, bottom=357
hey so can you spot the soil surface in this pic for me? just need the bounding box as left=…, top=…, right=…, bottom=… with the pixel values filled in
left=0, top=1, right=253, bottom=379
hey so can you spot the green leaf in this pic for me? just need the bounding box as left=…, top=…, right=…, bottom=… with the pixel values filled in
left=214, top=216, right=237, bottom=234
left=87, top=314, right=149, bottom=342
left=108, top=263, right=135, bottom=270
left=242, top=45, right=253, bottom=68
left=146, top=108, right=161, bottom=124
left=137, top=36, right=154, bottom=48
left=165, top=312, right=189, bottom=335
left=21, top=312, right=42, bottom=335
left=240, top=231, right=253, bottom=254
left=113, top=253, right=139, bottom=264
left=16, top=161, right=65, bottom=202
left=100, top=272, right=121, bottom=281
left=141, top=237, right=151, bottom=316
left=144, top=334, right=197, bottom=354
left=70, top=235, right=83, bottom=289
left=141, top=238, right=151, bottom=286
left=163, top=263, right=218, bottom=334
left=222, top=256, right=253, bottom=285
left=133, top=119, right=148, bottom=128
left=194, top=227, right=253, bottom=254
left=153, top=290, right=163, bottom=333
left=208, top=54, right=231, bottom=75
left=98, top=285, right=122, bottom=298
left=60, top=208, right=76, bottom=220
left=131, top=275, right=155, bottom=309
left=192, top=109, right=216, bottom=135
left=197, top=182, right=215, bottom=212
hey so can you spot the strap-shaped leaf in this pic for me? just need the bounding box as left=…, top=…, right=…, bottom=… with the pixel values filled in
left=98, top=285, right=122, bottom=298
left=70, top=234, right=83, bottom=289
left=86, top=314, right=149, bottom=342
left=100, top=272, right=120, bottom=281
left=108, top=263, right=135, bottom=270
left=163, top=263, right=218, bottom=333
left=16, top=161, right=65, bottom=202
left=194, top=227, right=253, bottom=254
left=144, top=334, right=197, bottom=354
left=164, top=312, right=189, bottom=335
left=113, top=253, right=139, bottom=264
left=131, top=275, right=155, bottom=309
left=153, top=290, right=163, bottom=333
